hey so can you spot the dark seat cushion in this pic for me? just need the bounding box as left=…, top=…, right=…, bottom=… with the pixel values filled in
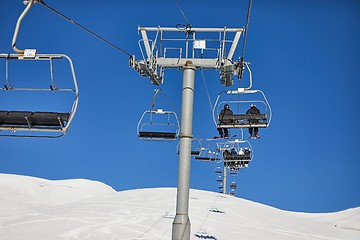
left=139, top=131, right=177, bottom=139
left=0, top=111, right=69, bottom=127
left=33, top=112, right=70, bottom=126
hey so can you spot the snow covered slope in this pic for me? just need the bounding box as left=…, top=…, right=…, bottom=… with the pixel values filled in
left=0, top=174, right=116, bottom=216
left=0, top=174, right=358, bottom=240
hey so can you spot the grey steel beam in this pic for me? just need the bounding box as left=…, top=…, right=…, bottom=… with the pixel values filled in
left=139, top=26, right=243, bottom=33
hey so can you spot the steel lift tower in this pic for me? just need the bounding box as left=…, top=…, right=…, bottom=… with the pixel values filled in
left=131, top=26, right=244, bottom=240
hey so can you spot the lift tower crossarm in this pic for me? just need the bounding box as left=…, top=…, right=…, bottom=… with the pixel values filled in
left=138, top=26, right=243, bottom=33
left=131, top=26, right=244, bottom=86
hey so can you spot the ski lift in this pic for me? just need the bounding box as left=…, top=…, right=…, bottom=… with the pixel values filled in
left=0, top=1, right=79, bottom=138
left=190, top=138, right=202, bottom=156
left=194, top=148, right=221, bottom=161
left=230, top=181, right=237, bottom=190
left=137, top=89, right=179, bottom=141
left=194, top=138, right=227, bottom=161
left=217, top=139, right=253, bottom=169
left=229, top=189, right=235, bottom=196
left=193, top=144, right=221, bottom=161
left=213, top=87, right=272, bottom=130
left=137, top=109, right=179, bottom=140
left=193, top=138, right=221, bottom=161
left=229, top=166, right=241, bottom=173
left=216, top=175, right=223, bottom=182
left=214, top=166, right=223, bottom=174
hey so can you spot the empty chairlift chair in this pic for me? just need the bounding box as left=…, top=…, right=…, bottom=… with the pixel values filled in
left=193, top=138, right=222, bottom=161
left=214, top=166, right=223, bottom=174
left=0, top=1, right=78, bottom=138
left=194, top=147, right=221, bottom=161
left=0, top=53, right=79, bottom=138
left=137, top=109, right=179, bottom=141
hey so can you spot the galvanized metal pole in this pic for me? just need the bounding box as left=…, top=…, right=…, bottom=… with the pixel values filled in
left=172, top=61, right=195, bottom=240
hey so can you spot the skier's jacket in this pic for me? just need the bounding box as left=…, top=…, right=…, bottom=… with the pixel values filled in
left=219, top=108, right=233, bottom=124
left=246, top=106, right=260, bottom=123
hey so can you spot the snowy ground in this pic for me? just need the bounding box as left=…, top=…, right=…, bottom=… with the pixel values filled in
left=0, top=174, right=359, bottom=240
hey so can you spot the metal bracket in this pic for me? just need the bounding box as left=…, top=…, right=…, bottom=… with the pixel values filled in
left=132, top=26, right=244, bottom=86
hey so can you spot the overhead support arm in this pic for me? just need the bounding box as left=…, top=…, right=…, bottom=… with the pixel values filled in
left=139, top=29, right=152, bottom=60
left=12, top=0, right=39, bottom=54
left=227, top=30, right=242, bottom=60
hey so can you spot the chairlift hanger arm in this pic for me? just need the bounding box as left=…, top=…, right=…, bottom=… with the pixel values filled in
left=12, top=0, right=40, bottom=54
left=18, top=0, right=132, bottom=57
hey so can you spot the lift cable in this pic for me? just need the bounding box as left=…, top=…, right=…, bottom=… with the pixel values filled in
left=239, top=0, right=253, bottom=80
left=157, top=86, right=205, bottom=140
left=156, top=87, right=180, bottom=115
left=241, top=0, right=253, bottom=62
left=199, top=68, right=214, bottom=114
left=175, top=0, right=191, bottom=26
left=236, top=0, right=253, bottom=120
left=38, top=0, right=132, bottom=57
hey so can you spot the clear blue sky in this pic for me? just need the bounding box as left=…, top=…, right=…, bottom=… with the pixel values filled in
left=1, top=0, right=359, bottom=213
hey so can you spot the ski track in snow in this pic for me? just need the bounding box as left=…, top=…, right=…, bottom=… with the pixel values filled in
left=0, top=174, right=359, bottom=240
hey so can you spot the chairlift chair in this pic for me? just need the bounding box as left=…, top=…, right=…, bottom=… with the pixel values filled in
left=194, top=138, right=226, bottom=161
left=213, top=88, right=272, bottom=130
left=137, top=109, right=179, bottom=141
left=229, top=166, right=241, bottom=173
left=0, top=53, right=79, bottom=138
left=230, top=181, right=237, bottom=190
left=217, top=139, right=253, bottom=169
left=194, top=147, right=221, bottom=161
left=0, top=1, right=79, bottom=138
left=216, top=175, right=223, bottom=182
left=214, top=166, right=223, bottom=174
left=194, top=139, right=221, bottom=161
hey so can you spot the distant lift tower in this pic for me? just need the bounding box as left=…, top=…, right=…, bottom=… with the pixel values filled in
left=131, top=26, right=244, bottom=240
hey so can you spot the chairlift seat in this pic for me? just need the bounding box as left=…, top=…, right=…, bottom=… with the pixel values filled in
left=218, top=113, right=268, bottom=128
left=194, top=156, right=221, bottom=161
left=33, top=112, right=70, bottom=127
left=0, top=111, right=69, bottom=129
left=0, top=111, right=32, bottom=125
left=138, top=131, right=177, bottom=140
